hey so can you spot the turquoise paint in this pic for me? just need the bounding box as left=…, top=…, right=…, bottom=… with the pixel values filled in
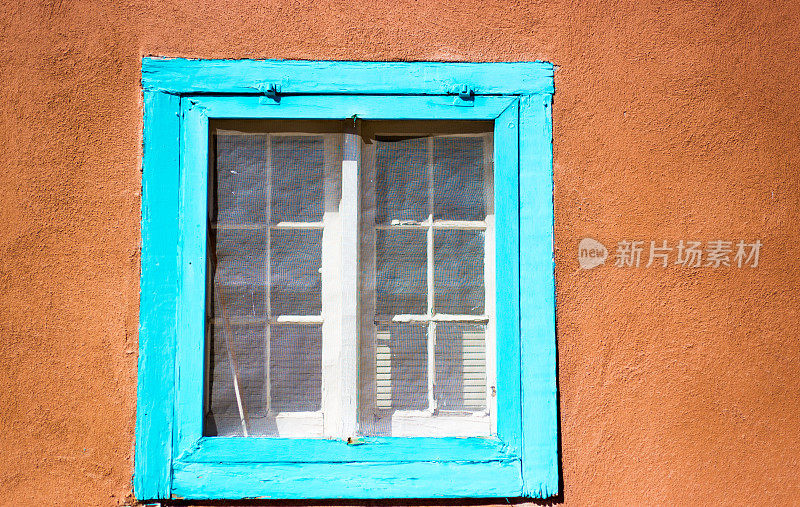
left=171, top=461, right=522, bottom=499
left=173, top=99, right=211, bottom=459
left=494, top=100, right=522, bottom=453
left=141, top=58, right=554, bottom=96
left=195, top=94, right=518, bottom=120
left=519, top=94, right=559, bottom=497
left=181, top=436, right=519, bottom=463
left=136, top=59, right=557, bottom=501
left=134, top=91, right=180, bottom=500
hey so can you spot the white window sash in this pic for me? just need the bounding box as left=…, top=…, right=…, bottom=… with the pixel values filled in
left=357, top=131, right=496, bottom=437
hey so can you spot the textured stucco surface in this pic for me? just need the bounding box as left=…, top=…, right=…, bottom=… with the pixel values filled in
left=1, top=0, right=799, bottom=505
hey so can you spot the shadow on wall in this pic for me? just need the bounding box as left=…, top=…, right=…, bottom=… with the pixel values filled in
left=155, top=495, right=564, bottom=507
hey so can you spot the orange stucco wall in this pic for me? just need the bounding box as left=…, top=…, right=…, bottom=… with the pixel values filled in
left=1, top=0, right=799, bottom=505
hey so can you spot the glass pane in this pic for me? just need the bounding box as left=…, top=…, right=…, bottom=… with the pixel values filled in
left=270, top=324, right=322, bottom=412
left=435, top=323, right=486, bottom=412
left=358, top=323, right=428, bottom=436
left=271, top=136, right=324, bottom=223
left=205, top=322, right=268, bottom=437
left=388, top=322, right=428, bottom=411
left=433, top=137, right=486, bottom=221
left=214, top=132, right=269, bottom=225
left=213, top=228, right=267, bottom=318
left=270, top=229, right=322, bottom=316
left=376, top=229, right=427, bottom=315
left=375, top=137, right=428, bottom=224
left=434, top=230, right=485, bottom=314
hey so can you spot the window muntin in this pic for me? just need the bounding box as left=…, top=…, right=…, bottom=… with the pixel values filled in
left=205, top=120, right=495, bottom=438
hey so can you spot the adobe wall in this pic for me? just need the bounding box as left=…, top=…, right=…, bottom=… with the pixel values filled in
left=1, top=0, right=798, bottom=504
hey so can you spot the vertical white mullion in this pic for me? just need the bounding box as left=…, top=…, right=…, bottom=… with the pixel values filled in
left=321, top=134, right=343, bottom=437
left=426, top=136, right=436, bottom=413
left=340, top=128, right=360, bottom=436
left=359, top=141, right=378, bottom=430
left=482, top=133, right=497, bottom=432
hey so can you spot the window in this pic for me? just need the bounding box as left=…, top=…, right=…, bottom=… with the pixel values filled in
left=136, top=59, right=557, bottom=501
left=206, top=120, right=495, bottom=439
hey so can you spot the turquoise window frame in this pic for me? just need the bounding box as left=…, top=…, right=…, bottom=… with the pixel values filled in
left=135, top=58, right=557, bottom=501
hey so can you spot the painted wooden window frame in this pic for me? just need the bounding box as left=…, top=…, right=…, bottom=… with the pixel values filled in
left=135, top=58, right=557, bottom=501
